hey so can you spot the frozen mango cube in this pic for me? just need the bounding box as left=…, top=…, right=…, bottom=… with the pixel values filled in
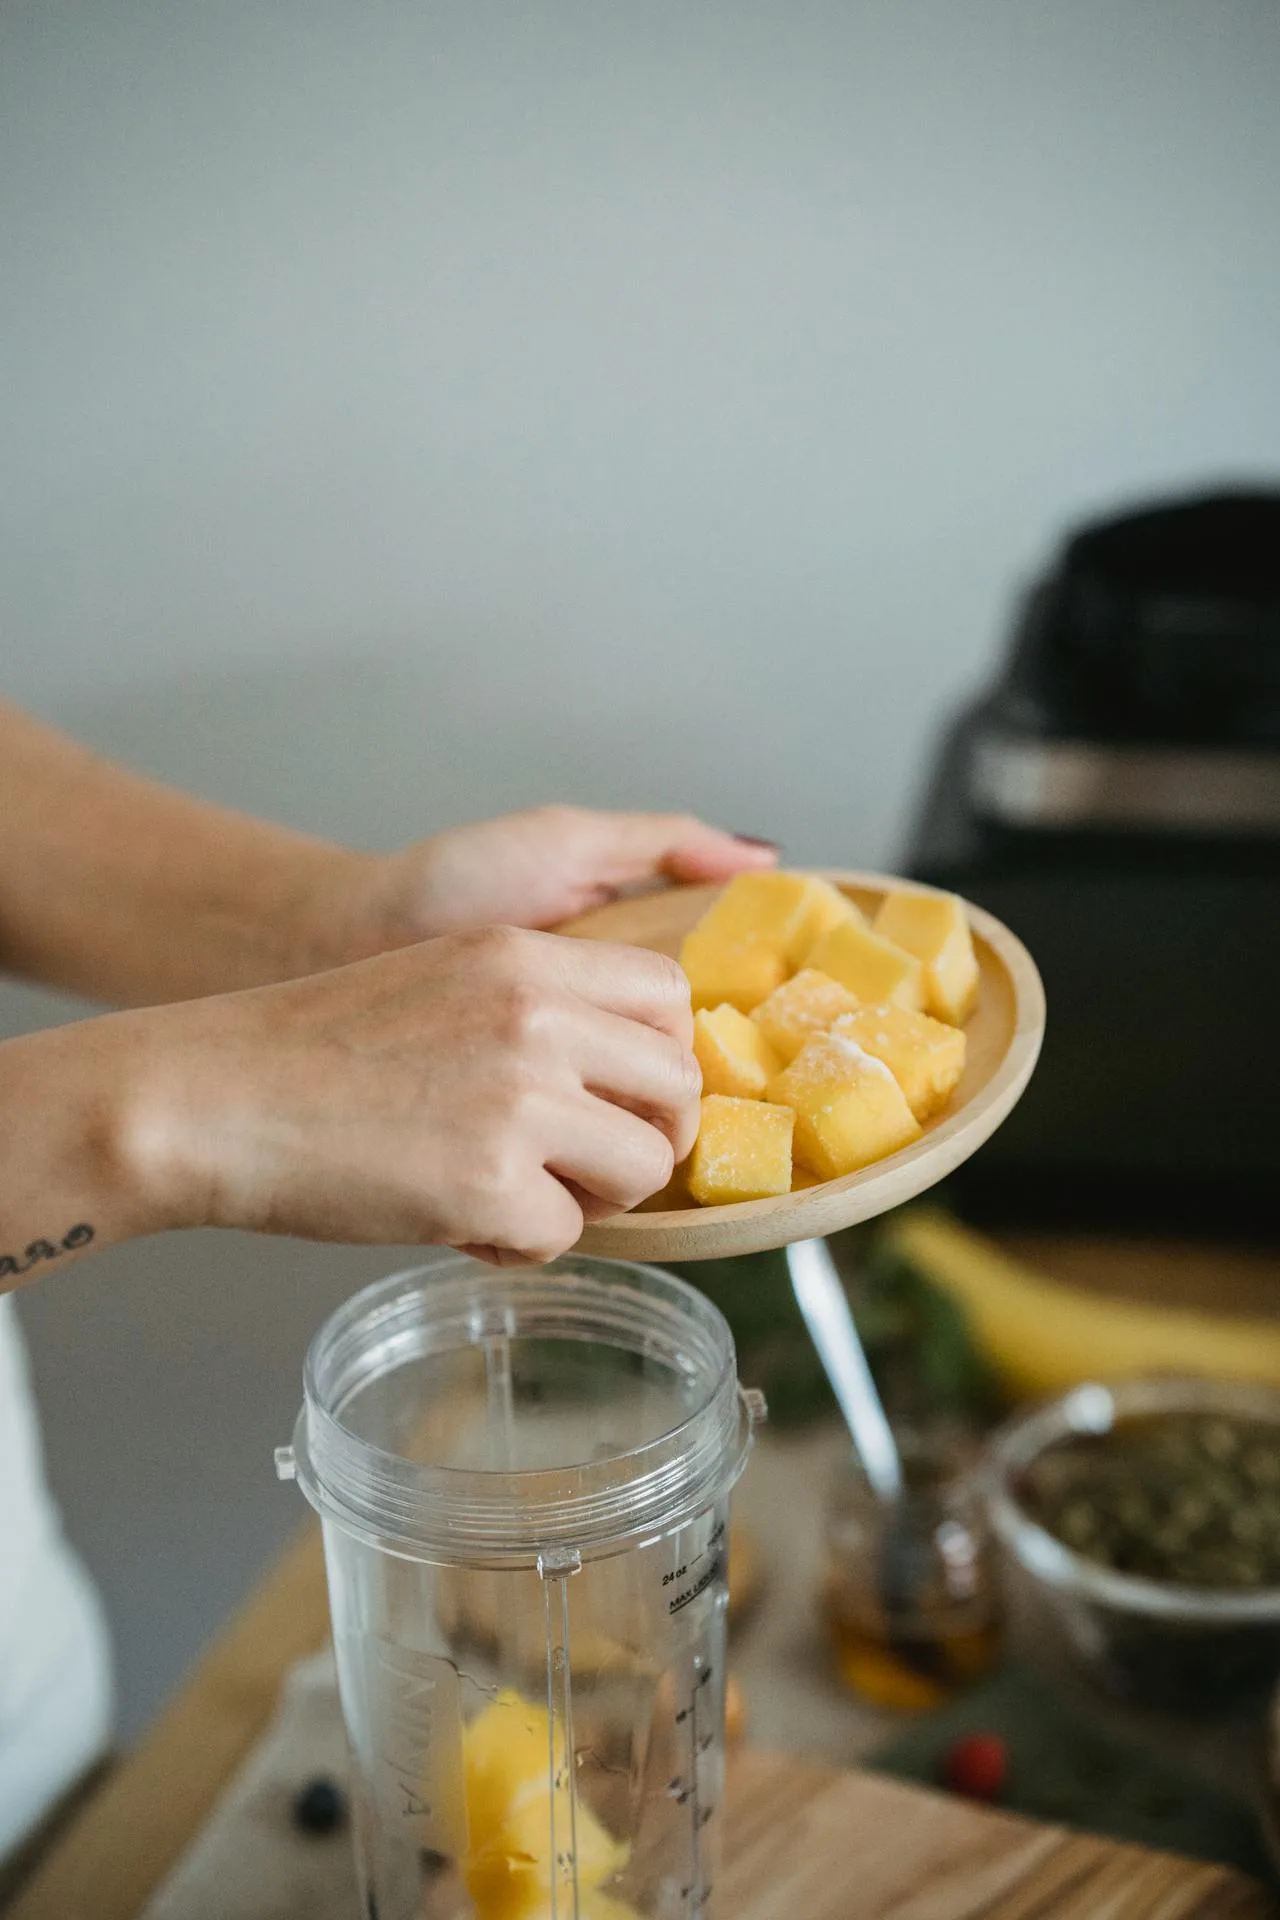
left=464, top=1691, right=564, bottom=1844
left=768, top=1030, right=921, bottom=1180
left=833, top=1004, right=966, bottom=1122
left=791, top=1163, right=823, bottom=1190
left=462, top=1692, right=629, bottom=1920
left=692, top=871, right=863, bottom=967
left=750, top=968, right=862, bottom=1065
left=687, top=1095, right=794, bottom=1205
left=805, top=919, right=924, bottom=1012
left=467, top=1811, right=629, bottom=1920
left=872, top=888, right=979, bottom=1026
left=678, top=928, right=786, bottom=1013
left=694, top=1004, right=781, bottom=1099
left=692, top=870, right=815, bottom=958
left=791, top=877, right=865, bottom=963
left=499, top=1782, right=629, bottom=1891
left=465, top=1856, right=545, bottom=1920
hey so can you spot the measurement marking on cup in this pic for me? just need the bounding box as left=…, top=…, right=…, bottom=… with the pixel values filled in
left=667, top=1556, right=722, bottom=1616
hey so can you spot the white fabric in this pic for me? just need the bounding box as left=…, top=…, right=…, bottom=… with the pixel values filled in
left=0, top=1295, right=114, bottom=1860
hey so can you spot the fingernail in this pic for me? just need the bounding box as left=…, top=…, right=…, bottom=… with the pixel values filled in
left=734, top=834, right=781, bottom=850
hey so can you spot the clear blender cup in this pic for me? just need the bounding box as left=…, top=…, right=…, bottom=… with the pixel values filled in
left=275, top=1252, right=765, bottom=1920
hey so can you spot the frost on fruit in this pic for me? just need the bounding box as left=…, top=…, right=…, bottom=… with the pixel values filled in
left=750, top=968, right=862, bottom=1065
left=768, top=1030, right=921, bottom=1181
left=687, top=1094, right=794, bottom=1205
left=833, top=1004, right=966, bottom=1122
left=675, top=872, right=971, bottom=1206
left=693, top=1004, right=781, bottom=1100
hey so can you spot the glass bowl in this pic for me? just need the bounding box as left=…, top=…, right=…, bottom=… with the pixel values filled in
left=984, top=1376, right=1280, bottom=1718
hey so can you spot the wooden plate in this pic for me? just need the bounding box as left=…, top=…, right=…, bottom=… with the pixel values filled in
left=559, top=870, right=1045, bottom=1262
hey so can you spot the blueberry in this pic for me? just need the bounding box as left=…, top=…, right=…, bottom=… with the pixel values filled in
left=292, top=1775, right=346, bottom=1835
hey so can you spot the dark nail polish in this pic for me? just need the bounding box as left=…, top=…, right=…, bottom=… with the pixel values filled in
left=734, top=834, right=780, bottom=850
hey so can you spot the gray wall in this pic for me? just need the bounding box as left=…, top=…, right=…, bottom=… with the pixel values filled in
left=4, top=1, right=1278, bottom=1739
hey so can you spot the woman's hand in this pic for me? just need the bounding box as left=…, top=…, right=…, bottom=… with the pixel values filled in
left=0, top=701, right=774, bottom=1002
left=125, top=925, right=699, bottom=1267
left=328, top=806, right=777, bottom=960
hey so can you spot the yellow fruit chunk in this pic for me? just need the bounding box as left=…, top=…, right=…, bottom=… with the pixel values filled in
left=806, top=920, right=924, bottom=1012
left=791, top=877, right=865, bottom=963
left=678, top=928, right=786, bottom=1014
left=468, top=1845, right=633, bottom=1920
left=500, top=1783, right=629, bottom=1892
left=687, top=1095, right=794, bottom=1205
left=791, top=1164, right=822, bottom=1190
left=466, top=1857, right=539, bottom=1920
left=872, top=889, right=979, bottom=1026
left=751, top=968, right=862, bottom=1066
left=464, top=1690, right=561, bottom=1845
left=462, top=1692, right=629, bottom=1920
left=693, top=1004, right=781, bottom=1099
left=768, top=1031, right=921, bottom=1180
left=692, top=870, right=815, bottom=958
left=691, top=871, right=866, bottom=968
left=833, top=1004, right=966, bottom=1123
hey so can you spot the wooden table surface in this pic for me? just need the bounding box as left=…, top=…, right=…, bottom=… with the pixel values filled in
left=7, top=1508, right=1272, bottom=1920
left=7, top=1233, right=1278, bottom=1920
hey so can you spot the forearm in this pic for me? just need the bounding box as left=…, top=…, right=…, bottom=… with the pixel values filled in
left=0, top=700, right=373, bottom=1005
left=0, top=1016, right=185, bottom=1290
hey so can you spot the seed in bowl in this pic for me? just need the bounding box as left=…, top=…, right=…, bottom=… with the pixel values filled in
left=1019, top=1412, right=1280, bottom=1590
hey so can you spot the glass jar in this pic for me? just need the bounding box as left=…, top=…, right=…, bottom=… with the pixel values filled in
left=276, top=1253, right=765, bottom=1920
left=821, top=1430, right=1002, bottom=1712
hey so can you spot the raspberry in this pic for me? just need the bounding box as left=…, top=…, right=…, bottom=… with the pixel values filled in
left=942, top=1732, right=1008, bottom=1801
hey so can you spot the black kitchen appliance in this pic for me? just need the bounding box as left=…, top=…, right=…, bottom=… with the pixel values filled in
left=905, top=488, right=1280, bottom=1236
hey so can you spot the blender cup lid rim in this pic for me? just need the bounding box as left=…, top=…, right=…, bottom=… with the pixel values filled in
left=286, top=1253, right=760, bottom=1562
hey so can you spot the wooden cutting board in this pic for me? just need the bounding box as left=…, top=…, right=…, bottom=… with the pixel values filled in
left=723, top=1749, right=1271, bottom=1920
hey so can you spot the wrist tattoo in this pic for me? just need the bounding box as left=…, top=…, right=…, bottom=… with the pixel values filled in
left=0, top=1222, right=95, bottom=1279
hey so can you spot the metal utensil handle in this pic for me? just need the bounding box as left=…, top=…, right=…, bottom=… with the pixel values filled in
left=787, top=1237, right=903, bottom=1503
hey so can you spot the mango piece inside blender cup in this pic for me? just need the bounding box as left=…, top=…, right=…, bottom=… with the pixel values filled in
left=462, top=1691, right=631, bottom=1920
left=686, top=1094, right=794, bottom=1205
left=768, top=1030, right=921, bottom=1181
left=872, top=888, right=979, bottom=1027
left=693, top=1004, right=781, bottom=1099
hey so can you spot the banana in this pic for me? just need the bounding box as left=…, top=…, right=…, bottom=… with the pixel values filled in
left=883, top=1211, right=1280, bottom=1403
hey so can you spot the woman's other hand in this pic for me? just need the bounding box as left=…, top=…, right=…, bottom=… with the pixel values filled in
left=327, top=807, right=777, bottom=960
